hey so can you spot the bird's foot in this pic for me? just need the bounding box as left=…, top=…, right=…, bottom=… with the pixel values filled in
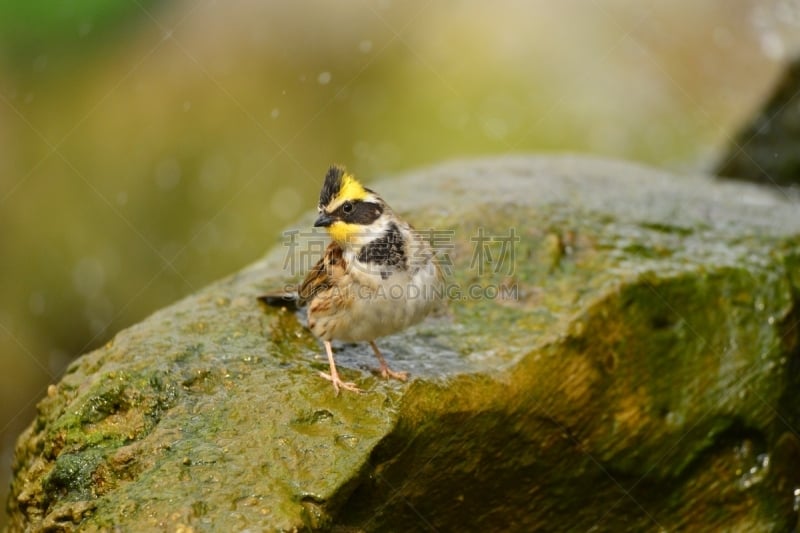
left=319, top=371, right=362, bottom=395
left=378, top=366, right=408, bottom=382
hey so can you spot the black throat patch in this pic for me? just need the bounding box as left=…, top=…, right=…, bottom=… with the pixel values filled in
left=319, top=165, right=345, bottom=207
left=357, top=222, right=407, bottom=278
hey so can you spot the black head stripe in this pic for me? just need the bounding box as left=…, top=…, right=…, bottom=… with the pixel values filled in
left=319, top=165, right=345, bottom=207
left=331, top=200, right=383, bottom=225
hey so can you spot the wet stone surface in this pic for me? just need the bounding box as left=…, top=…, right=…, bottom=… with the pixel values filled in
left=6, top=156, right=800, bottom=531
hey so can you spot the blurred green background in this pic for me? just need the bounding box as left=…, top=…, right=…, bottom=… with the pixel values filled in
left=1, top=0, right=798, bottom=524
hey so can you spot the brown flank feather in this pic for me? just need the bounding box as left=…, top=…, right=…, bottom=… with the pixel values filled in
left=258, top=242, right=348, bottom=309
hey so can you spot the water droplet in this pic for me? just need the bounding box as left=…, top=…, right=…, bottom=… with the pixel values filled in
left=335, top=434, right=359, bottom=449
left=28, top=291, right=46, bottom=315
left=183, top=101, right=191, bottom=112
left=199, top=154, right=231, bottom=192
left=759, top=32, right=785, bottom=60
left=33, top=55, right=48, bottom=73
left=358, top=40, right=373, bottom=53
left=352, top=140, right=370, bottom=159
left=317, top=71, right=332, bottom=85
left=737, top=452, right=770, bottom=490
left=482, top=117, right=508, bottom=140
left=73, top=258, right=106, bottom=297
left=48, top=350, right=71, bottom=376
left=78, top=22, right=93, bottom=37
left=155, top=158, right=182, bottom=190
left=664, top=411, right=683, bottom=426
left=271, top=108, right=280, bottom=119
left=116, top=191, right=128, bottom=206
left=270, top=187, right=302, bottom=220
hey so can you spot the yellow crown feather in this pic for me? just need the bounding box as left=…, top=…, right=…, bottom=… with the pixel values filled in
left=337, top=173, right=368, bottom=202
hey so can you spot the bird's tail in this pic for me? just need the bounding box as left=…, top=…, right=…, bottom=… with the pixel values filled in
left=257, top=290, right=302, bottom=310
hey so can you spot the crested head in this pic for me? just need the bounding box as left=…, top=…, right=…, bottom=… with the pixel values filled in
left=314, top=165, right=389, bottom=247
left=319, top=165, right=369, bottom=209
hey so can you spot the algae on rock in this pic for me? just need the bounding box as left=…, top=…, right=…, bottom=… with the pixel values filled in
left=6, top=157, right=800, bottom=532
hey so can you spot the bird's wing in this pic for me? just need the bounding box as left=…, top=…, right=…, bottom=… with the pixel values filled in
left=297, top=241, right=346, bottom=305
left=258, top=241, right=347, bottom=309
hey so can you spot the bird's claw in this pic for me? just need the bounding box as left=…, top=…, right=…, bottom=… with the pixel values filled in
left=319, top=371, right=362, bottom=395
left=379, top=366, right=408, bottom=382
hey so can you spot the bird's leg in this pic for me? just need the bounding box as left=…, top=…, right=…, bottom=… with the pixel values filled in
left=369, top=340, right=408, bottom=381
left=319, top=340, right=362, bottom=395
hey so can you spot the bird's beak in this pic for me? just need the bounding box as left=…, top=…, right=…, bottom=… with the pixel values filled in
left=314, top=213, right=335, bottom=227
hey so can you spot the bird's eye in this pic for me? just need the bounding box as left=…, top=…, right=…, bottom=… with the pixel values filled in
left=342, top=201, right=354, bottom=214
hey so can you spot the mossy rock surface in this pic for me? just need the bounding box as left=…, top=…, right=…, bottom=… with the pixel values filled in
left=7, top=156, right=800, bottom=532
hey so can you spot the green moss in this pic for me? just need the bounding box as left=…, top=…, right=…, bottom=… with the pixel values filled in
left=44, top=370, right=180, bottom=460
left=43, top=450, right=105, bottom=503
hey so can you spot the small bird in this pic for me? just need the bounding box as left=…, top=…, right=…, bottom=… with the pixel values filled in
left=260, top=165, right=444, bottom=394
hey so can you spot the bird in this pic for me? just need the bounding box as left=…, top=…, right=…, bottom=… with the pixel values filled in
left=259, top=165, right=444, bottom=394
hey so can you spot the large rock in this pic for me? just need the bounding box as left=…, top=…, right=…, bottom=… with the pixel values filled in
left=716, top=56, right=800, bottom=187
left=6, top=157, right=800, bottom=531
